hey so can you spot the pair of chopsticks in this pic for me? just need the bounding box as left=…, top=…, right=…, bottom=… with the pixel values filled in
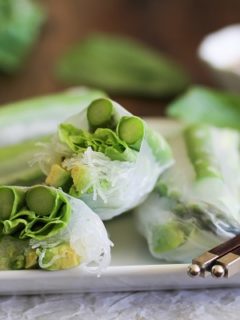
left=187, top=235, right=240, bottom=278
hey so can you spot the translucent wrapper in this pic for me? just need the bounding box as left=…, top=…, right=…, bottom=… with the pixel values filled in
left=36, top=99, right=173, bottom=220
left=0, top=185, right=111, bottom=271
left=135, top=123, right=240, bottom=263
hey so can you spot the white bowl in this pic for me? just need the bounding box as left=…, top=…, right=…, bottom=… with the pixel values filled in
left=198, top=24, right=240, bottom=92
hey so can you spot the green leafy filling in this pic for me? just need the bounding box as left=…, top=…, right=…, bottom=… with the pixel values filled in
left=59, top=123, right=137, bottom=162
left=0, top=186, right=71, bottom=241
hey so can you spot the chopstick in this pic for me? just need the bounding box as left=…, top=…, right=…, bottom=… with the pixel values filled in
left=187, top=234, right=240, bottom=278
left=211, top=246, right=240, bottom=278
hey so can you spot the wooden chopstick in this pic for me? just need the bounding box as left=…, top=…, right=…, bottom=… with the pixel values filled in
left=187, top=235, right=240, bottom=278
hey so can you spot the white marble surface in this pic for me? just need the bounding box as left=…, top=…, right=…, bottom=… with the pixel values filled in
left=1, top=289, right=240, bottom=320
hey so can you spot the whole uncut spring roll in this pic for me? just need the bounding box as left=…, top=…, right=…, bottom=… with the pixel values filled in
left=0, top=185, right=111, bottom=271
left=34, top=98, right=173, bottom=220
left=135, top=123, right=240, bottom=262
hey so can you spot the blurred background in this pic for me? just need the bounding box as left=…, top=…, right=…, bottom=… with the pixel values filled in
left=0, top=0, right=240, bottom=115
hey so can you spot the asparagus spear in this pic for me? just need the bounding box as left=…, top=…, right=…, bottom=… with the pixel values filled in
left=0, top=188, right=15, bottom=220
left=25, top=186, right=60, bottom=216
left=87, top=98, right=115, bottom=130
left=0, top=186, right=25, bottom=220
left=184, top=125, right=222, bottom=180
left=117, top=116, right=144, bottom=151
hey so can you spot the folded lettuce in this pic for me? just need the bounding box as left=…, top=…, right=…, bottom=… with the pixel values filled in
left=35, top=98, right=173, bottom=220
left=0, top=185, right=111, bottom=271
left=135, top=123, right=240, bottom=262
left=0, top=0, right=45, bottom=73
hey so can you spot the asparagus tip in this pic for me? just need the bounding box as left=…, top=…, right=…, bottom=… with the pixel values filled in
left=117, top=116, right=144, bottom=148
left=87, top=98, right=113, bottom=128
left=26, top=186, right=56, bottom=216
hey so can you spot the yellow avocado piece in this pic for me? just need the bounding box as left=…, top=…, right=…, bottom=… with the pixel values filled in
left=71, top=165, right=90, bottom=193
left=46, top=164, right=71, bottom=188
left=25, top=249, right=38, bottom=269
left=41, top=243, right=80, bottom=271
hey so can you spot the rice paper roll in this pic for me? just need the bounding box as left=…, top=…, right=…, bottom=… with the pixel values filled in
left=35, top=98, right=173, bottom=220
left=135, top=123, right=240, bottom=262
left=0, top=185, right=111, bottom=271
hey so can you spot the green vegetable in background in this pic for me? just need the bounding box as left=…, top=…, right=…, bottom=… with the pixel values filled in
left=0, top=87, right=106, bottom=147
left=0, top=0, right=45, bottom=73
left=0, top=136, right=48, bottom=186
left=56, top=34, right=190, bottom=98
left=167, top=86, right=240, bottom=129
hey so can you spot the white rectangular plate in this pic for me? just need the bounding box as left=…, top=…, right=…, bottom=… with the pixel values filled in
left=1, top=118, right=239, bottom=295
left=2, top=212, right=240, bottom=295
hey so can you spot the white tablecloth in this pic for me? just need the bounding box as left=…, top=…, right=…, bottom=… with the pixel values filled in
left=1, top=289, right=240, bottom=320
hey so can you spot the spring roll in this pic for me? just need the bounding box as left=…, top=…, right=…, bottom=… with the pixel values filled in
left=35, top=98, right=173, bottom=220
left=135, top=123, right=240, bottom=262
left=0, top=185, right=111, bottom=271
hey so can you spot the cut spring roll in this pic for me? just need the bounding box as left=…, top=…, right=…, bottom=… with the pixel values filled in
left=0, top=185, right=111, bottom=271
left=0, top=87, right=106, bottom=186
left=135, top=123, right=240, bottom=262
left=35, top=98, right=173, bottom=220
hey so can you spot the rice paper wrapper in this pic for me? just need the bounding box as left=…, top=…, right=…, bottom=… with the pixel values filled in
left=134, top=123, right=240, bottom=263
left=0, top=186, right=112, bottom=272
left=37, top=100, right=173, bottom=220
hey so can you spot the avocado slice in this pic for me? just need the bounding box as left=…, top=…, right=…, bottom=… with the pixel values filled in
left=71, top=165, right=90, bottom=194
left=45, top=164, right=71, bottom=189
left=25, top=249, right=38, bottom=269
left=152, top=222, right=188, bottom=253
left=39, top=243, right=80, bottom=270
left=0, top=236, right=29, bottom=270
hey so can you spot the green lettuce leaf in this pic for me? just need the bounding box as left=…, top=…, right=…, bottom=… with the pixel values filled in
left=167, top=86, right=240, bottom=129
left=56, top=34, right=190, bottom=98
left=0, top=186, right=71, bottom=241
left=58, top=124, right=137, bottom=162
